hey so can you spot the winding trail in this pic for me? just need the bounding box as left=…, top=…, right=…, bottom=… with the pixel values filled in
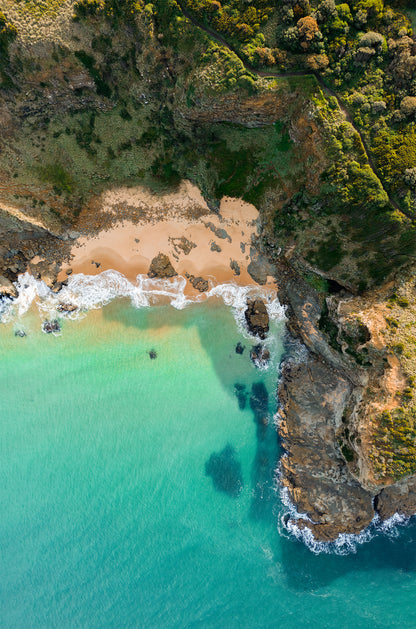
left=176, top=1, right=408, bottom=218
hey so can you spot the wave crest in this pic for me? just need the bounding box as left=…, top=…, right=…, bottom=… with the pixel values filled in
left=1, top=270, right=286, bottom=328
left=278, top=484, right=412, bottom=555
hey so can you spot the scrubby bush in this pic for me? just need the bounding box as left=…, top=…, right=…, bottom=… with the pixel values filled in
left=359, top=30, right=384, bottom=47
left=405, top=168, right=416, bottom=189
left=0, top=10, right=17, bottom=55
left=400, top=96, right=416, bottom=117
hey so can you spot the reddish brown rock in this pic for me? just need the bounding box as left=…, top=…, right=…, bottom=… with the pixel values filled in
left=375, top=477, right=416, bottom=521
left=147, top=253, right=177, bottom=279
left=278, top=358, right=374, bottom=541
left=245, top=298, right=269, bottom=339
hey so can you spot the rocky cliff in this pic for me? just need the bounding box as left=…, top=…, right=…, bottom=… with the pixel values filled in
left=275, top=256, right=416, bottom=541
left=1, top=0, right=416, bottom=544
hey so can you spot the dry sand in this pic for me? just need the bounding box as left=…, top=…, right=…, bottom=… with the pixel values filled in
left=57, top=181, right=276, bottom=295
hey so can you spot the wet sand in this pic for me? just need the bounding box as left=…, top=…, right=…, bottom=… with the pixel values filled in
left=57, top=181, right=276, bottom=295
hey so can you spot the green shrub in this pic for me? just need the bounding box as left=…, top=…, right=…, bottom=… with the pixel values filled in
left=38, top=163, right=74, bottom=194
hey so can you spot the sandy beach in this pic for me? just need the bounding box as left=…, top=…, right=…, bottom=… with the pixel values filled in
left=56, top=181, right=276, bottom=295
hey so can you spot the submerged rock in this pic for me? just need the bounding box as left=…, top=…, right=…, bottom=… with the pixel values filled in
left=234, top=383, right=247, bottom=410
left=148, top=349, right=157, bottom=360
left=235, top=342, right=245, bottom=354
left=245, top=298, right=269, bottom=339
left=147, top=253, right=177, bottom=279
left=250, top=382, right=269, bottom=427
left=205, top=444, right=243, bottom=497
left=42, top=319, right=61, bottom=334
left=250, top=344, right=270, bottom=367
left=14, top=329, right=26, bottom=338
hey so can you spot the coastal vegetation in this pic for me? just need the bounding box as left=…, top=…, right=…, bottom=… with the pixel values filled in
left=365, top=273, right=416, bottom=481
left=1, top=0, right=416, bottom=535
left=0, top=0, right=414, bottom=290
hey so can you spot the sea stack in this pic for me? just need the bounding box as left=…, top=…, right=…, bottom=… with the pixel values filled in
left=244, top=298, right=269, bottom=339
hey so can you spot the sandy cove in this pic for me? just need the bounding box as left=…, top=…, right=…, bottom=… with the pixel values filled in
left=56, top=181, right=276, bottom=296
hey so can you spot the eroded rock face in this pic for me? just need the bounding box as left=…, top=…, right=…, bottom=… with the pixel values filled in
left=0, top=275, right=17, bottom=298
left=375, top=477, right=416, bottom=521
left=147, top=253, right=177, bottom=279
left=245, top=298, right=269, bottom=339
left=278, top=358, right=374, bottom=541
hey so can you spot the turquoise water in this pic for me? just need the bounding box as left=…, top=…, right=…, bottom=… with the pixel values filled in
left=2, top=296, right=416, bottom=628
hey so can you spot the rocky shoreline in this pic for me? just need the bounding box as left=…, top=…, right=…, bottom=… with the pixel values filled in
left=3, top=235, right=416, bottom=544
left=275, top=258, right=416, bottom=542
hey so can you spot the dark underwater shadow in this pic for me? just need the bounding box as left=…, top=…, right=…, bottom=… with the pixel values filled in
left=248, top=382, right=280, bottom=523
left=101, top=298, right=195, bottom=333
left=205, top=443, right=243, bottom=497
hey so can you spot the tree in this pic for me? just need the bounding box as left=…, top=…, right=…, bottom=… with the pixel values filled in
left=297, top=16, right=319, bottom=50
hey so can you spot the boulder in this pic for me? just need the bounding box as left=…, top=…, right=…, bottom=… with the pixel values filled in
left=57, top=303, right=78, bottom=314
left=147, top=253, right=177, bottom=279
left=245, top=298, right=269, bottom=339
left=250, top=344, right=270, bottom=367
left=42, top=319, right=61, bottom=334
left=190, top=276, right=209, bottom=292
left=0, top=275, right=17, bottom=298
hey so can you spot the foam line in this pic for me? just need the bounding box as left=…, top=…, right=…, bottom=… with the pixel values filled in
left=1, top=271, right=286, bottom=328
left=278, top=482, right=411, bottom=555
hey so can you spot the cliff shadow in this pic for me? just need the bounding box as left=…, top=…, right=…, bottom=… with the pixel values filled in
left=101, top=297, right=281, bottom=401
left=248, top=381, right=280, bottom=523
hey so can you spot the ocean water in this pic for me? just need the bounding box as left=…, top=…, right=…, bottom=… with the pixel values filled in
left=2, top=277, right=416, bottom=629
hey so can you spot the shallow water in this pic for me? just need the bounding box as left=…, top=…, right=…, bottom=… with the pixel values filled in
left=2, top=293, right=416, bottom=628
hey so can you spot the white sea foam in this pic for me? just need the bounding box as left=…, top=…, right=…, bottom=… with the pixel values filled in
left=0, top=271, right=286, bottom=334
left=277, top=477, right=413, bottom=555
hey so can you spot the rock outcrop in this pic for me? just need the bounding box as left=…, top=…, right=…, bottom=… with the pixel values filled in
left=250, top=344, right=270, bottom=367
left=279, top=358, right=374, bottom=541
left=275, top=261, right=379, bottom=540
left=375, top=476, right=416, bottom=521
left=245, top=298, right=269, bottom=339
left=0, top=275, right=17, bottom=297
left=147, top=253, right=177, bottom=279
left=185, top=273, right=209, bottom=292
left=42, top=319, right=61, bottom=334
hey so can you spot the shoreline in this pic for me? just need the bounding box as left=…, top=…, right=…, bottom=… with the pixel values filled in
left=51, top=181, right=277, bottom=297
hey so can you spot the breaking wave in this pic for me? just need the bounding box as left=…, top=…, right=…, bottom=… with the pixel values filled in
left=1, top=270, right=285, bottom=338
left=278, top=483, right=411, bottom=555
